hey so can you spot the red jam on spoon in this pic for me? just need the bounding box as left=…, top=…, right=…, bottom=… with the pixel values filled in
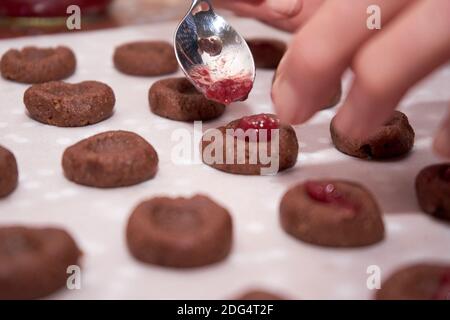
left=305, top=181, right=356, bottom=212
left=235, top=114, right=280, bottom=142
left=205, top=77, right=253, bottom=105
left=433, top=269, right=450, bottom=300
left=188, top=66, right=253, bottom=104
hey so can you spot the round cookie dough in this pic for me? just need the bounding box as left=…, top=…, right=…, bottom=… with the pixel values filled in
left=149, top=77, right=225, bottom=121
left=0, top=145, right=18, bottom=198
left=62, top=130, right=158, bottom=188
left=279, top=180, right=385, bottom=247
left=24, top=81, right=115, bottom=127
left=246, top=38, right=287, bottom=69
left=1, top=46, right=76, bottom=84
left=113, top=41, right=178, bottom=76
left=0, top=226, right=82, bottom=299
left=126, top=195, right=233, bottom=268
left=416, top=163, right=450, bottom=222
left=201, top=113, right=299, bottom=175
left=376, top=264, right=450, bottom=300
left=330, top=110, right=414, bottom=159
left=235, top=290, right=286, bottom=300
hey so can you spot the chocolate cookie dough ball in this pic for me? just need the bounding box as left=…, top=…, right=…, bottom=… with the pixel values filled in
left=376, top=264, right=450, bottom=300
left=0, top=226, right=82, bottom=299
left=0, top=145, right=18, bottom=198
left=62, top=130, right=158, bottom=188
left=126, top=195, right=233, bottom=268
left=246, top=38, right=287, bottom=69
left=1, top=46, right=76, bottom=84
left=416, top=163, right=450, bottom=222
left=330, top=111, right=414, bottom=159
left=113, top=41, right=178, bottom=76
left=149, top=77, right=225, bottom=121
left=24, top=81, right=115, bottom=127
left=280, top=180, right=385, bottom=247
left=235, top=290, right=286, bottom=300
left=201, top=114, right=299, bottom=175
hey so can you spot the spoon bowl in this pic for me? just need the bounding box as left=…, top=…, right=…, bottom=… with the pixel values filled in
left=174, top=0, right=255, bottom=104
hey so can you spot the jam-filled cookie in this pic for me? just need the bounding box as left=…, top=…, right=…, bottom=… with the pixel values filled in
left=201, top=113, right=298, bottom=175
left=280, top=180, right=385, bottom=247
left=376, top=264, right=450, bottom=300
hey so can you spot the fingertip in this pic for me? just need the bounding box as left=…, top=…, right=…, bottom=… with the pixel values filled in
left=271, top=75, right=298, bottom=124
left=333, top=104, right=373, bottom=141
left=272, top=70, right=330, bottom=126
left=267, top=0, right=303, bottom=18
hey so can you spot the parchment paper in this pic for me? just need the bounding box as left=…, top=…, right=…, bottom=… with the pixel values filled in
left=0, top=18, right=449, bottom=299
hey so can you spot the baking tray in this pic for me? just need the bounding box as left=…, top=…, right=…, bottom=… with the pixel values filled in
left=0, top=18, right=449, bottom=299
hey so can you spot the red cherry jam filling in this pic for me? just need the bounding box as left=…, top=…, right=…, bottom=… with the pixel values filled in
left=235, top=114, right=280, bottom=142
left=188, top=66, right=253, bottom=104
left=433, top=269, right=450, bottom=300
left=305, top=181, right=357, bottom=212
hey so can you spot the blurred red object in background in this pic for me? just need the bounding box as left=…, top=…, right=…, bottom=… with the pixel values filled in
left=0, top=0, right=184, bottom=39
left=0, top=0, right=112, bottom=17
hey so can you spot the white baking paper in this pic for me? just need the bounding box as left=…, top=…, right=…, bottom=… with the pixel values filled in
left=0, top=18, right=449, bottom=299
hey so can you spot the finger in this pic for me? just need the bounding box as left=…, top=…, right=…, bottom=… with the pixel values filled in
left=215, top=0, right=303, bottom=20
left=255, top=0, right=325, bottom=32
left=434, top=107, right=450, bottom=159
left=272, top=0, right=414, bottom=124
left=333, top=0, right=450, bottom=140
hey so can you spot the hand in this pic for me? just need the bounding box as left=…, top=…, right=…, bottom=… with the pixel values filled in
left=272, top=0, right=450, bottom=158
left=216, top=0, right=450, bottom=158
left=214, top=0, right=323, bottom=31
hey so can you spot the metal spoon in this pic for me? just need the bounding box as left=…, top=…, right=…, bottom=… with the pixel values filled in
left=174, top=0, right=255, bottom=104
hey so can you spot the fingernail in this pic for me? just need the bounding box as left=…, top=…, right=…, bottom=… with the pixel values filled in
left=267, top=0, right=302, bottom=17
left=272, top=74, right=299, bottom=124
left=434, top=126, right=450, bottom=158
